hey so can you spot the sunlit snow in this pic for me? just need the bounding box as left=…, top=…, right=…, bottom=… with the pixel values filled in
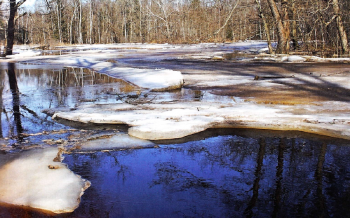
left=0, top=147, right=90, bottom=214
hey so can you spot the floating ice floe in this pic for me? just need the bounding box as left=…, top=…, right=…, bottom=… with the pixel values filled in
left=0, top=147, right=90, bottom=214
left=51, top=101, right=350, bottom=141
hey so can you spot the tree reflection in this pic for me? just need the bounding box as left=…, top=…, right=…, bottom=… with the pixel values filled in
left=7, top=63, right=23, bottom=140
left=244, top=138, right=266, bottom=218
left=0, top=70, right=4, bottom=138
left=315, top=143, right=328, bottom=218
left=272, top=138, right=286, bottom=218
left=55, top=132, right=350, bottom=217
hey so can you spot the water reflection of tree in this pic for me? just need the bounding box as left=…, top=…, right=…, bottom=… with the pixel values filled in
left=0, top=70, right=4, bottom=138
left=65, top=150, right=135, bottom=217
left=272, top=138, right=286, bottom=218
left=152, top=137, right=261, bottom=217
left=315, top=143, right=328, bottom=218
left=152, top=135, right=350, bottom=217
left=244, top=138, right=266, bottom=218
left=7, top=63, right=23, bottom=140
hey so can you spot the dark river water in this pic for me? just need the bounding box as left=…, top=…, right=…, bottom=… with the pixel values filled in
left=0, top=63, right=350, bottom=217
left=65, top=130, right=350, bottom=218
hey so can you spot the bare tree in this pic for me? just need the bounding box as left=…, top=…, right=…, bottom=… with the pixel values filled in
left=255, top=0, right=274, bottom=54
left=147, top=0, right=176, bottom=40
left=266, top=0, right=290, bottom=54
left=6, top=0, right=27, bottom=55
left=6, top=0, right=350, bottom=56
left=214, top=0, right=240, bottom=36
left=332, top=0, right=348, bottom=53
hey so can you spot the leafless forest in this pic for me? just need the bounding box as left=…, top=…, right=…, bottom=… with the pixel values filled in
left=2, top=0, right=350, bottom=55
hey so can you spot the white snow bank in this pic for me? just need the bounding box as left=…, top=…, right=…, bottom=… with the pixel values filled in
left=9, top=50, right=42, bottom=58
left=0, top=148, right=90, bottom=214
left=282, top=55, right=306, bottom=62
left=79, top=133, right=155, bottom=151
left=258, top=48, right=270, bottom=53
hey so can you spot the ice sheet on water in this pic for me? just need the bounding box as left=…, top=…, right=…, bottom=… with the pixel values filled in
left=52, top=100, right=350, bottom=141
left=0, top=147, right=90, bottom=214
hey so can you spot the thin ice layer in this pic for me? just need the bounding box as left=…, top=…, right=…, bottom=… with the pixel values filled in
left=0, top=147, right=90, bottom=214
left=80, top=133, right=155, bottom=151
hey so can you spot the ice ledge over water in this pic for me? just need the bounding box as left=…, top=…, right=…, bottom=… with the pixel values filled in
left=34, top=58, right=184, bottom=91
left=51, top=101, right=350, bottom=141
left=0, top=147, right=90, bottom=214
left=100, top=66, right=184, bottom=91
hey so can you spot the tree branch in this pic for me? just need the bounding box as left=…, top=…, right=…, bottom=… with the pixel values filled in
left=16, top=0, right=27, bottom=8
left=214, top=0, right=240, bottom=35
left=325, top=15, right=337, bottom=27
left=15, top=12, right=27, bottom=22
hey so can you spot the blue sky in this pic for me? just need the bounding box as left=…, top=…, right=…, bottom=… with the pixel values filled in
left=22, top=0, right=36, bottom=11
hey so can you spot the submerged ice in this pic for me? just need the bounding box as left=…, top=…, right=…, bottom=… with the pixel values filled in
left=77, top=133, right=155, bottom=151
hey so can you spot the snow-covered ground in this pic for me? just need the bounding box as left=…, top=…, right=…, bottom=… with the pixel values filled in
left=1, top=41, right=350, bottom=213
left=6, top=41, right=350, bottom=63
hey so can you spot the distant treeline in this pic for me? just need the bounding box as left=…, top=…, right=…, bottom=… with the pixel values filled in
left=2, top=0, right=350, bottom=55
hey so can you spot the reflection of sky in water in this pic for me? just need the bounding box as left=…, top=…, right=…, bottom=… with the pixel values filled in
left=63, top=133, right=350, bottom=217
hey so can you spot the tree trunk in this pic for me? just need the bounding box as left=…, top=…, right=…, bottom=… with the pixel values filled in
left=57, top=2, right=62, bottom=43
left=290, top=0, right=299, bottom=50
left=332, top=0, right=348, bottom=54
left=6, top=1, right=17, bottom=55
left=255, top=0, right=274, bottom=54
left=266, top=0, right=289, bottom=54
left=6, top=0, right=27, bottom=55
left=89, top=0, right=93, bottom=44
left=78, top=0, right=83, bottom=44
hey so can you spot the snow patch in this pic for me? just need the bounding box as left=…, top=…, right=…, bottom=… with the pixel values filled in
left=102, top=67, right=184, bottom=91
left=282, top=55, right=306, bottom=62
